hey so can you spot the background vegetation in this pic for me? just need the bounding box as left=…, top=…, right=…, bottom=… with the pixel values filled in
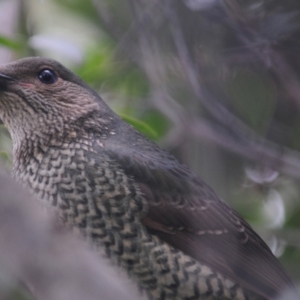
left=0, top=0, right=299, bottom=298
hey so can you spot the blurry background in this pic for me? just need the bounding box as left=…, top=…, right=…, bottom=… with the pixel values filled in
left=0, top=0, right=300, bottom=298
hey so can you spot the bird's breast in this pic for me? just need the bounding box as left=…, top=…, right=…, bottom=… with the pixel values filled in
left=12, top=140, right=264, bottom=300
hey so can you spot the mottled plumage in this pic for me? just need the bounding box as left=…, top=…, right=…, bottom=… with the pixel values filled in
left=0, top=57, right=297, bottom=300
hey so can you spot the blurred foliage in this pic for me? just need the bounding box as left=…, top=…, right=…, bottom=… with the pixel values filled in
left=0, top=0, right=299, bottom=291
left=0, top=35, right=22, bottom=51
left=224, top=69, right=276, bottom=134
left=6, top=288, right=33, bottom=300
left=119, top=114, right=158, bottom=140
left=75, top=43, right=149, bottom=99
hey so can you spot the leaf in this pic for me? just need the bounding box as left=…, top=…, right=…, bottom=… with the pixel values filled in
left=0, top=35, right=21, bottom=50
left=140, top=110, right=170, bottom=140
left=119, top=114, right=158, bottom=140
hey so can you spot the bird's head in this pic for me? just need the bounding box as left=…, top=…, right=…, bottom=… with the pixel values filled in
left=0, top=57, right=114, bottom=145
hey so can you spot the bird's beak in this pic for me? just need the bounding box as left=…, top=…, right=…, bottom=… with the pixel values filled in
left=0, top=73, right=15, bottom=81
left=0, top=73, right=16, bottom=124
left=0, top=73, right=16, bottom=92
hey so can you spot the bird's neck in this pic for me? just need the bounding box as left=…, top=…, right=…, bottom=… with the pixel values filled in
left=12, top=129, right=82, bottom=181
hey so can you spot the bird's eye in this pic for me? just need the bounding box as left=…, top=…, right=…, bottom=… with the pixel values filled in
left=38, top=69, right=57, bottom=84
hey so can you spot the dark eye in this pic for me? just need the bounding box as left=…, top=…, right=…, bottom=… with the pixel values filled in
left=38, top=69, right=57, bottom=84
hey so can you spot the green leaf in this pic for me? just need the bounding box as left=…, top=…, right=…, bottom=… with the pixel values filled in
left=0, top=35, right=21, bottom=50
left=120, top=114, right=158, bottom=140
left=140, top=110, right=170, bottom=140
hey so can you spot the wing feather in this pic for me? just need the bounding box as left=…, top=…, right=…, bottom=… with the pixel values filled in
left=103, top=139, right=295, bottom=299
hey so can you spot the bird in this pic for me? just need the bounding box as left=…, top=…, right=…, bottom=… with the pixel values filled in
left=0, top=57, right=297, bottom=300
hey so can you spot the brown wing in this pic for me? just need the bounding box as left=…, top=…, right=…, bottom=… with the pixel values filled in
left=104, top=141, right=295, bottom=300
